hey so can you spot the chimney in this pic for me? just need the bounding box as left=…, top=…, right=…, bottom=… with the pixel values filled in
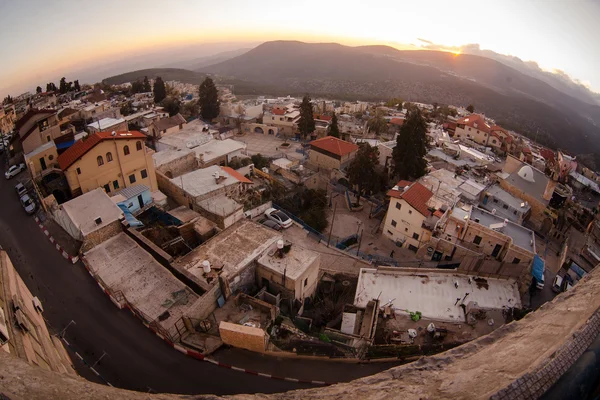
left=543, top=179, right=557, bottom=201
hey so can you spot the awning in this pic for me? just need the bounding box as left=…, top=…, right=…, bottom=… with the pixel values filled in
left=532, top=255, right=545, bottom=282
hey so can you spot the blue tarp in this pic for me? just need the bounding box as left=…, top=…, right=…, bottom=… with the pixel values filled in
left=117, top=203, right=144, bottom=228
left=56, top=140, right=74, bottom=150
left=532, top=255, right=545, bottom=282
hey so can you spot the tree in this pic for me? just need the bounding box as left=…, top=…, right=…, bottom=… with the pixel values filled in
left=347, top=143, right=380, bottom=206
left=59, top=77, right=68, bottom=94
left=466, top=104, right=475, bottom=113
left=74, top=80, right=81, bottom=92
left=46, top=82, right=57, bottom=92
left=329, top=112, right=340, bottom=138
left=367, top=112, right=388, bottom=135
left=251, top=153, right=269, bottom=169
left=297, top=94, right=315, bottom=139
left=385, top=97, right=404, bottom=110
left=198, top=77, right=220, bottom=121
left=161, top=97, right=181, bottom=117
left=181, top=100, right=199, bottom=120
left=2, top=95, right=12, bottom=105
left=120, top=102, right=133, bottom=116
left=143, top=76, right=151, bottom=92
left=153, top=77, right=167, bottom=103
left=36, top=86, right=42, bottom=94
left=392, top=108, right=428, bottom=180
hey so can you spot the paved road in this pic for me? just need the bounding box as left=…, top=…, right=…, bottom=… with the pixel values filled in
left=0, top=164, right=396, bottom=395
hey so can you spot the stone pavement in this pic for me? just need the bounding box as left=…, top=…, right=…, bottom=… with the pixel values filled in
left=232, top=133, right=304, bottom=160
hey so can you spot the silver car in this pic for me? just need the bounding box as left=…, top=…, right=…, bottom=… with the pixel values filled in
left=20, top=194, right=36, bottom=215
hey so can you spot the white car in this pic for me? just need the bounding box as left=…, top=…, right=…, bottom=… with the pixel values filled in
left=264, top=208, right=293, bottom=229
left=5, top=163, right=25, bottom=179
left=15, top=182, right=27, bottom=197
left=20, top=194, right=36, bottom=215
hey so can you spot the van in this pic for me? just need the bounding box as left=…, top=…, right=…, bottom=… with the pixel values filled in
left=552, top=275, right=563, bottom=293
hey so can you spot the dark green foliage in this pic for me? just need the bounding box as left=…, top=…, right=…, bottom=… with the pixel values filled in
left=297, top=95, right=315, bottom=139
left=153, top=77, right=167, bottom=103
left=329, top=112, right=340, bottom=138
left=161, top=97, right=181, bottom=117
left=181, top=100, right=199, bottom=119
left=198, top=77, right=220, bottom=121
left=2, top=95, right=12, bottom=105
left=74, top=80, right=81, bottom=92
left=466, top=104, right=475, bottom=113
left=59, top=77, right=73, bottom=94
left=36, top=86, right=42, bottom=94
left=347, top=143, right=380, bottom=205
left=46, top=82, right=57, bottom=92
left=143, top=76, right=151, bottom=92
left=392, top=108, right=428, bottom=180
left=367, top=112, right=388, bottom=135
left=278, top=189, right=328, bottom=233
left=130, top=80, right=145, bottom=94
left=250, top=153, right=269, bottom=169
left=120, top=102, right=133, bottom=116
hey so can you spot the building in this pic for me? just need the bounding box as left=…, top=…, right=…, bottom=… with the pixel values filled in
left=13, top=109, right=61, bottom=154
left=78, top=101, right=110, bottom=121
left=24, top=141, right=59, bottom=177
left=262, top=107, right=300, bottom=136
left=49, top=188, right=124, bottom=252
left=86, top=117, right=127, bottom=134
left=480, top=185, right=531, bottom=224
left=110, top=184, right=153, bottom=214
left=488, top=125, right=513, bottom=152
left=454, top=114, right=492, bottom=146
left=439, top=205, right=536, bottom=266
left=383, top=181, right=438, bottom=251
left=308, top=136, right=359, bottom=171
left=147, top=113, right=187, bottom=140
left=193, top=139, right=246, bottom=168
left=57, top=130, right=158, bottom=197
left=0, top=105, right=16, bottom=134
left=257, top=240, right=321, bottom=301
left=0, top=251, right=75, bottom=375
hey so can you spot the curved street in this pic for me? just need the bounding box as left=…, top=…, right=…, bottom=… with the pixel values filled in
left=0, top=163, right=396, bottom=395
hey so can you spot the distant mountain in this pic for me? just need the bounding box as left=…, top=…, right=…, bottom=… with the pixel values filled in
left=102, top=68, right=206, bottom=86
left=162, top=48, right=251, bottom=70
left=200, top=41, right=600, bottom=155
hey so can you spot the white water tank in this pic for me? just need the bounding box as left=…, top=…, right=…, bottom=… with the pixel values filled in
left=202, top=260, right=211, bottom=274
left=277, top=240, right=284, bottom=250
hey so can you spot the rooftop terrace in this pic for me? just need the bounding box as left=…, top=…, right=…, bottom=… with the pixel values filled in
left=470, top=207, right=535, bottom=252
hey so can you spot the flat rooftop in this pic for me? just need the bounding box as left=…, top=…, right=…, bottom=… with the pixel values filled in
left=484, top=185, right=531, bottom=211
left=354, top=268, right=521, bottom=322
left=172, top=219, right=281, bottom=287
left=470, top=207, right=535, bottom=252
left=198, top=195, right=242, bottom=217
left=258, top=242, right=320, bottom=280
left=61, top=188, right=123, bottom=236
left=152, top=148, right=195, bottom=168
left=170, top=165, right=238, bottom=198
left=193, top=139, right=246, bottom=162
left=86, top=117, right=125, bottom=129
left=158, top=129, right=213, bottom=150
left=84, top=233, right=199, bottom=330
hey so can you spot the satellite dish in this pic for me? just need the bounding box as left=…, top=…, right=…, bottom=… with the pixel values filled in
left=111, top=131, right=116, bottom=137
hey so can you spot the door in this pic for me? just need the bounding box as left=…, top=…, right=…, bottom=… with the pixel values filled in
left=39, top=157, right=47, bottom=171
left=491, top=244, right=502, bottom=258
left=137, top=195, right=144, bottom=209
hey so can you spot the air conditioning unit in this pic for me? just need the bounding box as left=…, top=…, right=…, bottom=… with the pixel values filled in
left=15, top=309, right=29, bottom=332
left=32, top=297, right=44, bottom=313
left=0, top=307, right=10, bottom=345
left=12, top=294, right=22, bottom=312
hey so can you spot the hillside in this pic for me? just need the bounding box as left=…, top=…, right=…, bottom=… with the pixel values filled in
left=201, top=41, right=600, bottom=155
left=102, top=68, right=207, bottom=86
left=164, top=48, right=251, bottom=70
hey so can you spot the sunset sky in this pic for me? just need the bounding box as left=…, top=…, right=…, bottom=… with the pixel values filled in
left=1, top=0, right=599, bottom=97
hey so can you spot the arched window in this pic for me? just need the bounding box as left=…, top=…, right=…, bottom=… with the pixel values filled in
left=136, top=141, right=142, bottom=151
left=106, top=152, right=113, bottom=162
left=97, top=155, right=104, bottom=166
left=123, top=145, right=130, bottom=156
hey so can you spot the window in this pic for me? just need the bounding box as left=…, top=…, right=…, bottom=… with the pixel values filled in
left=492, top=198, right=498, bottom=203
left=405, top=228, right=409, bottom=232
left=76, top=167, right=81, bottom=175
left=468, top=127, right=471, bottom=131
left=512, top=258, right=521, bottom=264
left=391, top=220, right=397, bottom=227
left=97, top=155, right=104, bottom=166
left=304, top=278, right=308, bottom=288
left=408, top=210, right=412, bottom=214
left=106, top=152, right=113, bottom=162
left=48, top=154, right=54, bottom=161
left=492, top=139, right=497, bottom=144
left=113, top=180, right=119, bottom=189
left=503, top=204, right=509, bottom=210
left=123, top=145, right=130, bottom=155
left=140, top=169, right=147, bottom=179
left=387, top=230, right=393, bottom=235
left=412, top=232, right=419, bottom=240
left=473, top=235, right=482, bottom=245
left=46, top=135, right=51, bottom=142
left=129, top=174, right=136, bottom=184
left=136, top=141, right=142, bottom=151
left=395, top=202, right=401, bottom=210
left=513, top=210, right=517, bottom=215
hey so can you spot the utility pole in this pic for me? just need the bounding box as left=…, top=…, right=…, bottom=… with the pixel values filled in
left=327, top=202, right=337, bottom=248
left=356, top=228, right=363, bottom=256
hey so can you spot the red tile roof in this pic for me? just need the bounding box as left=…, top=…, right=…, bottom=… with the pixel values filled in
left=386, top=180, right=413, bottom=198
left=15, top=108, right=56, bottom=132
left=272, top=108, right=286, bottom=115
left=314, top=114, right=332, bottom=122
left=389, top=118, right=405, bottom=126
left=540, top=148, right=556, bottom=162
left=58, top=131, right=146, bottom=170
left=434, top=210, right=444, bottom=218
left=388, top=182, right=433, bottom=217
left=221, top=166, right=253, bottom=184
left=457, top=114, right=491, bottom=133
left=309, top=136, right=359, bottom=157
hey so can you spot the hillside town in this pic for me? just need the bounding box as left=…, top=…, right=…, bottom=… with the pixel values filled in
left=1, top=75, right=599, bottom=371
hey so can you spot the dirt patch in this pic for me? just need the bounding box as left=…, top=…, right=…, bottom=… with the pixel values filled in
left=474, top=277, right=489, bottom=290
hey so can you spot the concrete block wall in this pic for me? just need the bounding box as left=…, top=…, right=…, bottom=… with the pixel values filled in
left=219, top=321, right=267, bottom=352
left=81, top=220, right=123, bottom=253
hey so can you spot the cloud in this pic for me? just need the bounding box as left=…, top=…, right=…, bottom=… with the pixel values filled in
left=416, top=39, right=600, bottom=102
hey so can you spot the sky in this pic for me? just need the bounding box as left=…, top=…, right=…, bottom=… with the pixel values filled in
left=1, top=0, right=600, bottom=97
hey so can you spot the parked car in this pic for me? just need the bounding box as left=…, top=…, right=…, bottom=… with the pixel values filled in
left=551, top=275, right=563, bottom=293
left=260, top=219, right=283, bottom=231
left=19, top=194, right=36, bottom=215
left=264, top=208, right=293, bottom=229
left=15, top=182, right=27, bottom=197
left=5, top=163, right=25, bottom=179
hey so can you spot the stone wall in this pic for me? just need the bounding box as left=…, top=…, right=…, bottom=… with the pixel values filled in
left=184, top=283, right=221, bottom=321
left=155, top=151, right=196, bottom=178
left=81, top=220, right=123, bottom=253
left=219, top=321, right=267, bottom=352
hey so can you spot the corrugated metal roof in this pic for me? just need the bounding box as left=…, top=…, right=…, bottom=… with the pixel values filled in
left=113, top=184, right=149, bottom=200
